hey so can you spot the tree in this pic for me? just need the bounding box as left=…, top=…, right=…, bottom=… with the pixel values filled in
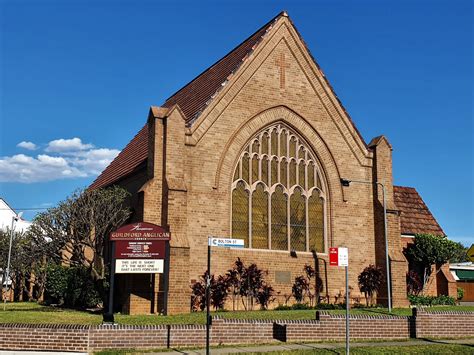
left=29, top=186, right=131, bottom=306
left=449, top=242, right=469, bottom=263
left=358, top=265, right=384, bottom=306
left=405, top=234, right=460, bottom=293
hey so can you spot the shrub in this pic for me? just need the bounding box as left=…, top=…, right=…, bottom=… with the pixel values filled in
left=408, top=294, right=456, bottom=306
left=65, top=266, right=101, bottom=308
left=406, top=270, right=423, bottom=296
left=292, top=275, right=308, bottom=303
left=191, top=272, right=230, bottom=311
left=192, top=258, right=274, bottom=312
left=226, top=258, right=272, bottom=311
left=457, top=287, right=464, bottom=301
left=315, top=303, right=337, bottom=310
left=45, top=264, right=69, bottom=304
left=210, top=275, right=230, bottom=310
left=256, top=284, right=275, bottom=310
left=358, top=265, right=384, bottom=306
left=44, top=264, right=101, bottom=308
left=291, top=302, right=311, bottom=310
left=190, top=276, right=206, bottom=312
left=274, top=305, right=292, bottom=311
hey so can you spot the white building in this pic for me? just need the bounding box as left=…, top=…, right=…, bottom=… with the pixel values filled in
left=0, top=198, right=31, bottom=233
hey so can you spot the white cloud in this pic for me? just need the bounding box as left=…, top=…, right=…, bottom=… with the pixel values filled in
left=0, top=139, right=120, bottom=183
left=17, top=141, right=37, bottom=150
left=45, top=137, right=94, bottom=153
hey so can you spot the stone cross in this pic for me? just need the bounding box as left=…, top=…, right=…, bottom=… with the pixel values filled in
left=275, top=52, right=290, bottom=89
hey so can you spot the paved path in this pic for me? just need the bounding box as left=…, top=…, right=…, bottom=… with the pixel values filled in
left=0, top=352, right=86, bottom=355
left=154, top=338, right=474, bottom=354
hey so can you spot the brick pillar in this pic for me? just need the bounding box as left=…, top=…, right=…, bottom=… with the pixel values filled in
left=369, top=136, right=409, bottom=307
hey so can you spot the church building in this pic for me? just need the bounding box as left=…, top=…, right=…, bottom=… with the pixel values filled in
left=92, top=12, right=454, bottom=314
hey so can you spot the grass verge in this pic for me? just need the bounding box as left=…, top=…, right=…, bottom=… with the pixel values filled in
left=0, top=302, right=473, bottom=325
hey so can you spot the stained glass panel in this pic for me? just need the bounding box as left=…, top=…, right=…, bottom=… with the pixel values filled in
left=289, top=160, right=297, bottom=187
left=252, top=140, right=260, bottom=154
left=280, top=159, right=287, bottom=187
left=308, top=163, right=315, bottom=188
left=261, top=156, right=269, bottom=185
left=280, top=131, right=287, bottom=157
left=242, top=154, right=249, bottom=183
left=252, top=184, right=268, bottom=249
left=271, top=130, right=278, bottom=156
left=232, top=182, right=249, bottom=247
left=308, top=192, right=324, bottom=253
left=271, top=185, right=287, bottom=250
left=289, top=137, right=297, bottom=157
left=271, top=158, right=278, bottom=186
left=252, top=156, right=259, bottom=183
left=261, top=133, right=269, bottom=155
left=290, top=187, right=306, bottom=251
left=298, top=162, right=305, bottom=188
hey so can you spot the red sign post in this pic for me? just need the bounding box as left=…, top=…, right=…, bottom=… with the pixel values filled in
left=329, top=247, right=350, bottom=354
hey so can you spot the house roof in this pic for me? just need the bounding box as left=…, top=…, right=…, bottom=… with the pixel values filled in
left=394, top=185, right=444, bottom=236
left=91, top=11, right=368, bottom=189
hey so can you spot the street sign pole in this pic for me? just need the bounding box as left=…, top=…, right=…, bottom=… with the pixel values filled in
left=345, top=265, right=349, bottom=355
left=206, top=236, right=211, bottom=355
left=330, top=247, right=349, bottom=354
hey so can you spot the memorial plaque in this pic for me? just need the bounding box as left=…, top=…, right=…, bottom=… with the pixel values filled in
left=275, top=271, right=291, bottom=284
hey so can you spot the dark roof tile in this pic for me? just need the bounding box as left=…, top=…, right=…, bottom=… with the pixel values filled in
left=394, top=186, right=444, bottom=236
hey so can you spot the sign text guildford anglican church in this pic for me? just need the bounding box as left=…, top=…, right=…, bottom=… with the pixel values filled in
left=110, top=222, right=171, bottom=273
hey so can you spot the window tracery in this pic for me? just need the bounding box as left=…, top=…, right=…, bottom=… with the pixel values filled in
left=231, top=123, right=327, bottom=253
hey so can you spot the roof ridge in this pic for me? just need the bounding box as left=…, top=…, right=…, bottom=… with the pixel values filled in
left=163, top=11, right=286, bottom=105
left=163, top=12, right=285, bottom=125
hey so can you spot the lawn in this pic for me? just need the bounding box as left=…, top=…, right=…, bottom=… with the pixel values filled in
left=0, top=302, right=473, bottom=325
left=241, top=344, right=473, bottom=354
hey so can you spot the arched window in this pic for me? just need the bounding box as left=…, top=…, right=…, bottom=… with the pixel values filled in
left=231, top=123, right=327, bottom=253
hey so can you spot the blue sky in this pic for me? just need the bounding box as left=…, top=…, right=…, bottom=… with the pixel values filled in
left=0, top=0, right=472, bottom=246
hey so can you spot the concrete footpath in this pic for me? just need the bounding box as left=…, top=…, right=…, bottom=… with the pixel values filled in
left=154, top=338, right=474, bottom=354
left=0, top=338, right=472, bottom=354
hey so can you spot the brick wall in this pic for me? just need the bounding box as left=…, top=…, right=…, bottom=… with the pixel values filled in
left=0, top=324, right=89, bottom=352
left=415, top=308, right=474, bottom=338
left=1, top=309, right=472, bottom=352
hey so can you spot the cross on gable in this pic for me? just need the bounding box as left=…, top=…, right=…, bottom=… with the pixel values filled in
left=275, top=52, right=290, bottom=89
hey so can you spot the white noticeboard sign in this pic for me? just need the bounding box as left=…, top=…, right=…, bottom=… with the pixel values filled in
left=115, top=259, right=164, bottom=274
left=338, top=247, right=348, bottom=267
left=209, top=237, right=244, bottom=248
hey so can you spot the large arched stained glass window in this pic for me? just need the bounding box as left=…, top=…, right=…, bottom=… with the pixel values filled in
left=231, top=123, right=327, bottom=253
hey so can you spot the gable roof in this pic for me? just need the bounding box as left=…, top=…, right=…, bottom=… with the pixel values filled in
left=91, top=11, right=368, bottom=189
left=90, top=124, right=148, bottom=189
left=91, top=13, right=283, bottom=189
left=394, top=186, right=444, bottom=236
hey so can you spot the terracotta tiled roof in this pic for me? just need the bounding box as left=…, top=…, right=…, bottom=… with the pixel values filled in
left=90, top=13, right=282, bottom=189
left=394, top=186, right=444, bottom=236
left=90, top=124, right=148, bottom=189
left=162, top=12, right=283, bottom=125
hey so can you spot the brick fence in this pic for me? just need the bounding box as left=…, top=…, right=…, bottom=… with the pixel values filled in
left=0, top=308, right=472, bottom=352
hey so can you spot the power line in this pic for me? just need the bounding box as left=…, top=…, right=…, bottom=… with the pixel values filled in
left=0, top=207, right=50, bottom=211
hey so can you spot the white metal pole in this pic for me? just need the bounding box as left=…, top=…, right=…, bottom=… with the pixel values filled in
left=3, top=216, right=16, bottom=311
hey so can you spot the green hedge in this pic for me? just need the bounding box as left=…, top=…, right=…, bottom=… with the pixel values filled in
left=45, top=264, right=101, bottom=308
left=408, top=294, right=456, bottom=306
